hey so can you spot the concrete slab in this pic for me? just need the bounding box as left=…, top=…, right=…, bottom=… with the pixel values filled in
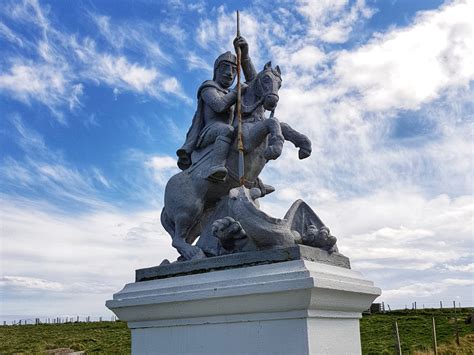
left=136, top=245, right=350, bottom=282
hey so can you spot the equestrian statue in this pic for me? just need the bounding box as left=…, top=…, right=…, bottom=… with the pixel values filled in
left=161, top=17, right=338, bottom=261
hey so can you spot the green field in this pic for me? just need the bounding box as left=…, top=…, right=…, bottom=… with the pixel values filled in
left=361, top=308, right=473, bottom=354
left=1, top=308, right=472, bottom=354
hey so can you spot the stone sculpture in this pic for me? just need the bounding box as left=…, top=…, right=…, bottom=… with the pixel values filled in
left=161, top=35, right=339, bottom=262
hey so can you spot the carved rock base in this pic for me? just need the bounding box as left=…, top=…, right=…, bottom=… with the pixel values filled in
left=106, top=260, right=380, bottom=354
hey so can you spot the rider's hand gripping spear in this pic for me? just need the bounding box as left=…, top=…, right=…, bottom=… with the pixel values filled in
left=236, top=11, right=245, bottom=186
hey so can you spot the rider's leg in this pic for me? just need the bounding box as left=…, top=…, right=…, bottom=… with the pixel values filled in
left=207, top=125, right=234, bottom=181
left=280, top=122, right=312, bottom=159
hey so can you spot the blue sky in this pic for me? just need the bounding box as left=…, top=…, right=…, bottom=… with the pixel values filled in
left=0, top=0, right=473, bottom=321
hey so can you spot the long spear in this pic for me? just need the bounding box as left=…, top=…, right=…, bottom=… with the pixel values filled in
left=236, top=10, right=244, bottom=186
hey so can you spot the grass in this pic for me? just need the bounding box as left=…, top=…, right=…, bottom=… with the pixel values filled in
left=0, top=321, right=130, bottom=354
left=361, top=308, right=474, bottom=354
left=0, top=309, right=472, bottom=354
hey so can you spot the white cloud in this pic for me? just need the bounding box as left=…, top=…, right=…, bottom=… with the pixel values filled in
left=145, top=155, right=179, bottom=185
left=159, top=21, right=188, bottom=43
left=444, top=263, right=474, bottom=272
left=0, top=0, right=192, bottom=118
left=186, top=52, right=213, bottom=73
left=0, top=63, right=79, bottom=122
left=297, top=0, right=375, bottom=43
left=91, top=14, right=170, bottom=64
left=0, top=22, right=24, bottom=46
left=334, top=0, right=474, bottom=111
left=382, top=278, right=474, bottom=299
left=95, top=55, right=158, bottom=92
left=0, top=197, right=177, bottom=318
left=1, top=116, right=111, bottom=209
left=0, top=276, right=63, bottom=291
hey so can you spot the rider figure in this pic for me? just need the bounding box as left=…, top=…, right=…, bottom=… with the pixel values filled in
left=177, top=36, right=257, bottom=182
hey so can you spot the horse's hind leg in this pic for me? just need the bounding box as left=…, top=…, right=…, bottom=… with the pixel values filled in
left=172, top=212, right=206, bottom=260
left=280, top=122, right=312, bottom=159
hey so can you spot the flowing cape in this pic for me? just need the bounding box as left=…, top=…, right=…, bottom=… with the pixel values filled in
left=176, top=80, right=229, bottom=170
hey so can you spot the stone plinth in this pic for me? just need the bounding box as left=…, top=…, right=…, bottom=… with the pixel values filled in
left=106, top=255, right=380, bottom=354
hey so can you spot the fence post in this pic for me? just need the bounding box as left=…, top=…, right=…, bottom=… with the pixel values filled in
left=432, top=317, right=438, bottom=355
left=393, top=321, right=402, bottom=355
left=454, top=301, right=460, bottom=345
left=440, top=301, right=443, bottom=309
left=77, top=316, right=79, bottom=323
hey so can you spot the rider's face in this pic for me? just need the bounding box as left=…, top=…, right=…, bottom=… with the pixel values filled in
left=216, top=62, right=236, bottom=88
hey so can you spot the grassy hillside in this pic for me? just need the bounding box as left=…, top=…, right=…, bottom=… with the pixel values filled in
left=361, top=308, right=473, bottom=354
left=0, top=321, right=130, bottom=354
left=0, top=308, right=472, bottom=354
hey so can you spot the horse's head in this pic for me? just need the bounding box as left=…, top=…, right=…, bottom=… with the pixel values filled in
left=254, top=61, right=282, bottom=112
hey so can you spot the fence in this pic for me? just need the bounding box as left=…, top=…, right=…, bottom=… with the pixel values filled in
left=368, top=299, right=472, bottom=313
left=1, top=315, right=118, bottom=326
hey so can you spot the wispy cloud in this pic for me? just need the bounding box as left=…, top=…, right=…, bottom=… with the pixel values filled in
left=1, top=115, right=109, bottom=210
left=0, top=0, right=191, bottom=121
left=297, top=0, right=375, bottom=43
left=334, top=0, right=474, bottom=111
left=0, top=197, right=176, bottom=317
left=145, top=155, right=179, bottom=185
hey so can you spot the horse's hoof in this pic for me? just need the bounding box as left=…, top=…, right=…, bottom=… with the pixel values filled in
left=188, top=246, right=207, bottom=260
left=298, top=148, right=311, bottom=159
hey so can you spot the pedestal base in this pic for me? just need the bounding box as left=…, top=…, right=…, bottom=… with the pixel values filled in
left=107, top=260, right=380, bottom=354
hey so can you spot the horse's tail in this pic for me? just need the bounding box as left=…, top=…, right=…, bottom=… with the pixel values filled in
left=160, top=207, right=175, bottom=238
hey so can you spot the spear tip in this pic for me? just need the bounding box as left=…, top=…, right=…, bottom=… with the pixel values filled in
left=237, top=10, right=240, bottom=37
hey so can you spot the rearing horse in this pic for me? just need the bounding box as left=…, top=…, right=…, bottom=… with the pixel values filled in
left=161, top=62, right=312, bottom=260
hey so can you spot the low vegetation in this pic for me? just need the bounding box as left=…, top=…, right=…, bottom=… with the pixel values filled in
left=361, top=308, right=473, bottom=354
left=0, top=321, right=130, bottom=354
left=0, top=308, right=472, bottom=354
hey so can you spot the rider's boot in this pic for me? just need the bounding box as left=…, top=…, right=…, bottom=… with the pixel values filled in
left=207, top=136, right=231, bottom=182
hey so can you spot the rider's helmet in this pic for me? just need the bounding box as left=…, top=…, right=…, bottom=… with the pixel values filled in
left=213, top=51, right=237, bottom=80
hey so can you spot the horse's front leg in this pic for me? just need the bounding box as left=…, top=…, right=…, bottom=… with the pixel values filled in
left=244, top=118, right=284, bottom=160
left=280, top=122, right=312, bottom=159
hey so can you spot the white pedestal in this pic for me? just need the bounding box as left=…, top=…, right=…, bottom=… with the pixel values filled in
left=106, top=260, right=380, bottom=354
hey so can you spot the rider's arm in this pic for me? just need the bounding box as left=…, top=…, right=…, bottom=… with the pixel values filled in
left=242, top=56, right=257, bottom=82
left=201, top=88, right=237, bottom=113
left=234, top=36, right=257, bottom=82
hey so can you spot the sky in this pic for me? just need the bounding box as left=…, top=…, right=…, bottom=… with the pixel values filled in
left=0, top=0, right=473, bottom=322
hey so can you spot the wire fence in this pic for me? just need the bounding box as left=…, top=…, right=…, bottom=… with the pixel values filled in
left=1, top=315, right=118, bottom=326
left=373, top=299, right=473, bottom=312
left=2, top=300, right=472, bottom=326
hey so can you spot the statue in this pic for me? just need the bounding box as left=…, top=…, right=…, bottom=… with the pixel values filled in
left=160, top=16, right=338, bottom=262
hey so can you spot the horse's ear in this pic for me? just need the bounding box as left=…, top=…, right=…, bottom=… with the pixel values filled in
left=264, top=61, right=272, bottom=70
left=275, top=65, right=281, bottom=75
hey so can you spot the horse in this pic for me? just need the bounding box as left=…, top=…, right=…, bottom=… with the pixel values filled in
left=161, top=61, right=312, bottom=260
